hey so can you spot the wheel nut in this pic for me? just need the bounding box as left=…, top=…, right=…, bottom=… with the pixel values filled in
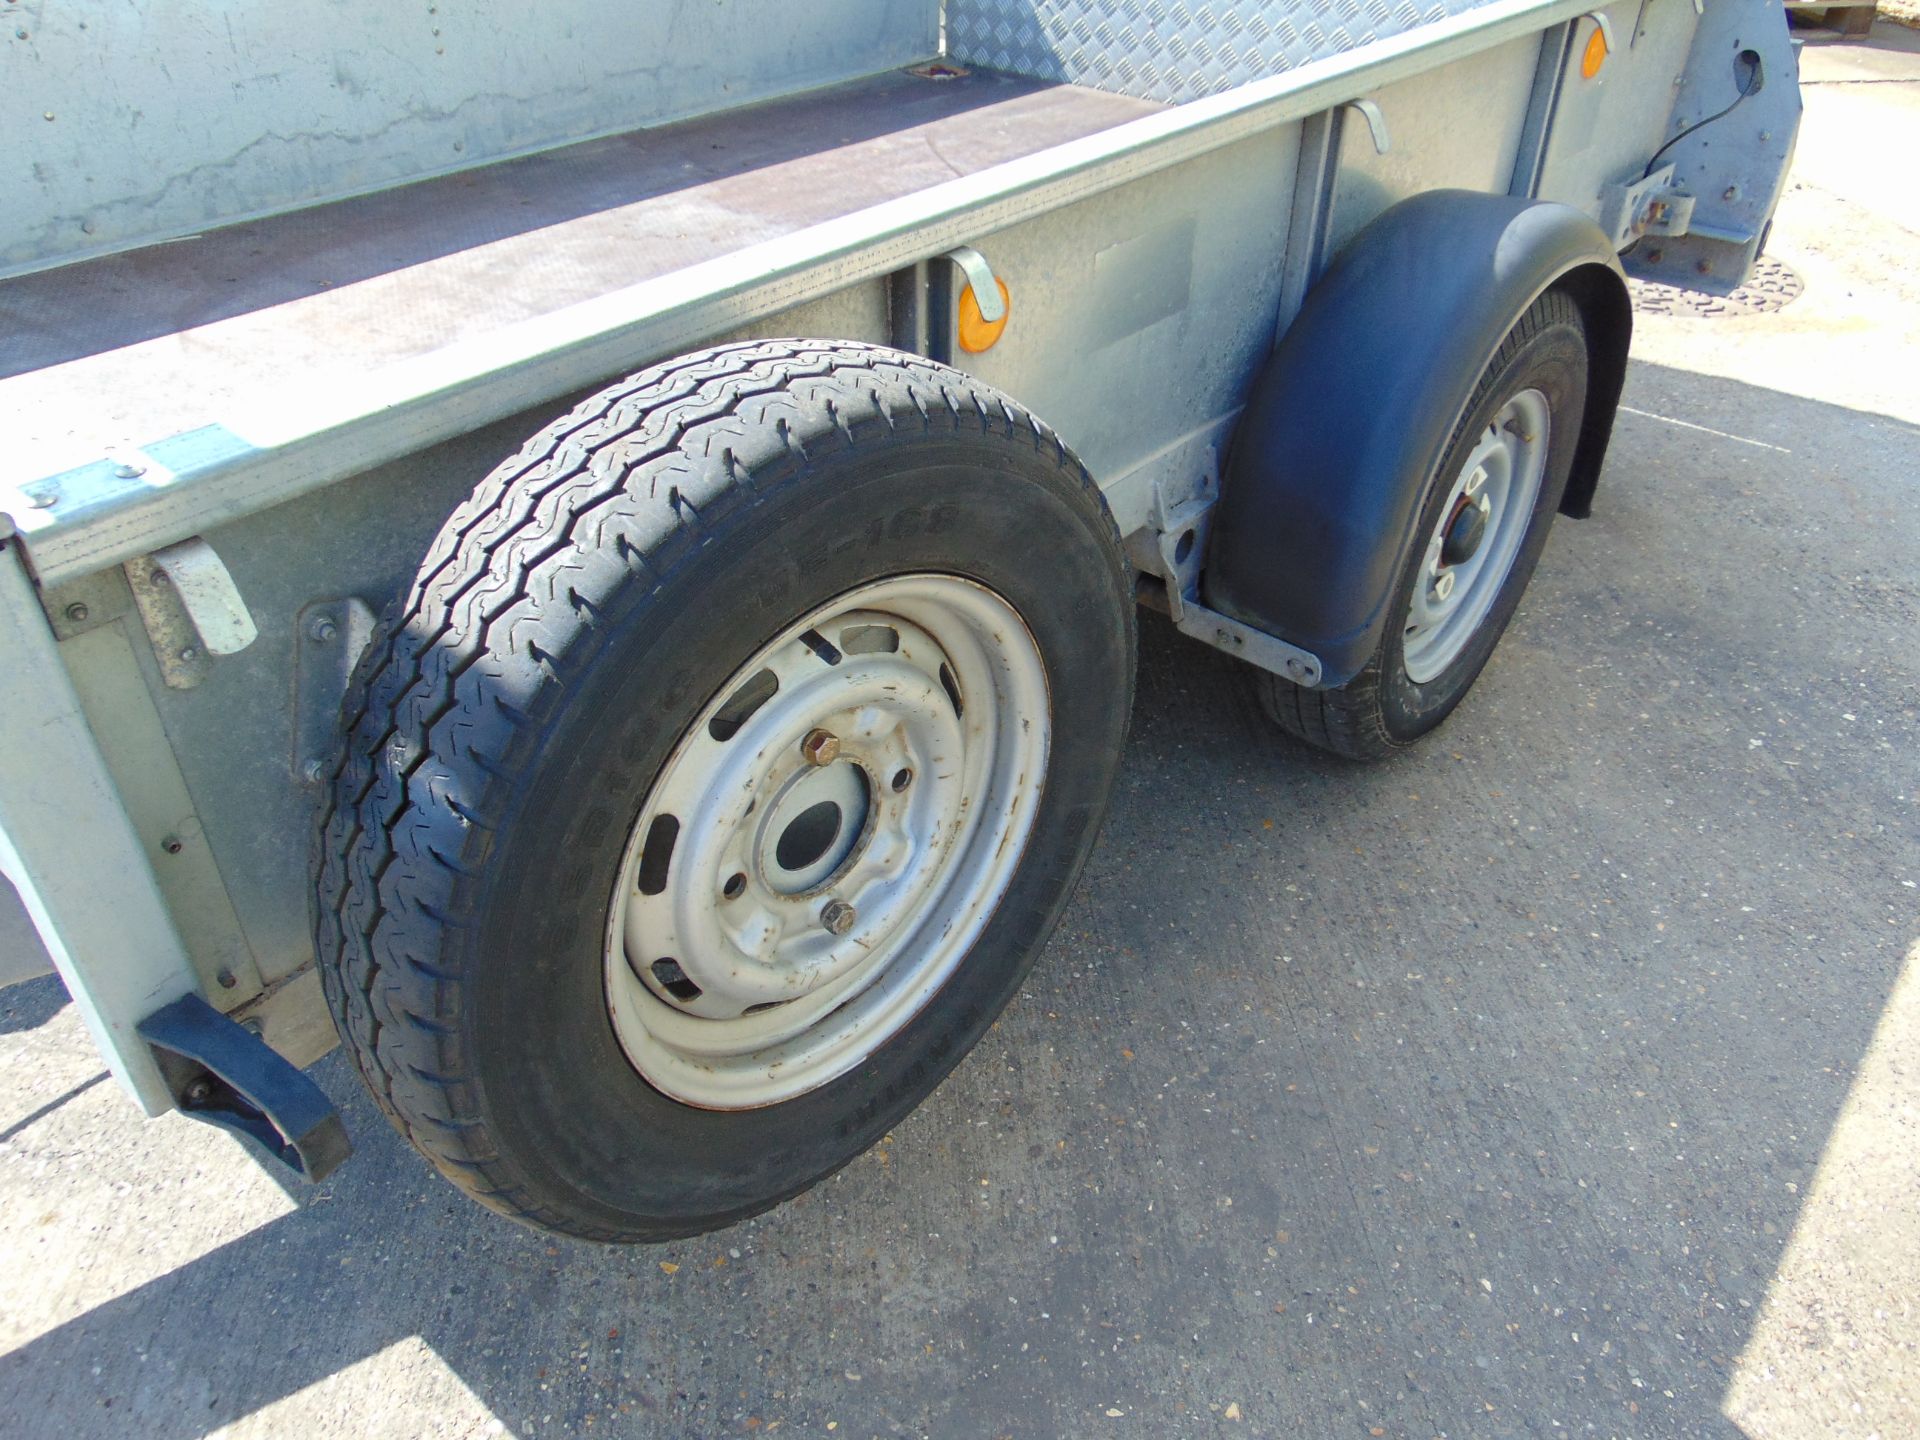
left=820, top=899, right=856, bottom=936
left=801, top=729, right=840, bottom=766
left=1433, top=571, right=1456, bottom=602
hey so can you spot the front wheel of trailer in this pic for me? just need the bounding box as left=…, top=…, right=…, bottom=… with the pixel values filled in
left=312, top=340, right=1135, bottom=1241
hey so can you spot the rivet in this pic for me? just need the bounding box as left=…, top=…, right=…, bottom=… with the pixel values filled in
left=63, top=601, right=89, bottom=623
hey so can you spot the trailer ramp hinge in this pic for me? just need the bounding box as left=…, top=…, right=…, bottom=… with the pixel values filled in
left=138, top=992, right=351, bottom=1181
left=1148, top=472, right=1324, bottom=688
left=943, top=246, right=1006, bottom=323
left=1342, top=99, right=1390, bottom=155
left=123, top=537, right=258, bottom=690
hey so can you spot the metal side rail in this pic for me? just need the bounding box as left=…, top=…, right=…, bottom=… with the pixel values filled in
left=3, top=0, right=1596, bottom=589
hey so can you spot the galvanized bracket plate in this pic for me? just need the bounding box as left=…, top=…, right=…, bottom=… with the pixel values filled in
left=1148, top=464, right=1324, bottom=689
left=152, top=536, right=258, bottom=655
left=293, top=597, right=378, bottom=785
left=1179, top=601, right=1326, bottom=688
left=1624, top=0, right=1800, bottom=295
left=122, top=536, right=257, bottom=689
left=1598, top=164, right=1695, bottom=249
left=41, top=564, right=137, bottom=642
left=124, top=553, right=214, bottom=690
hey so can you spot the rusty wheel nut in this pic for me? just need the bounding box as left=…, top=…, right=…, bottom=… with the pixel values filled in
left=821, top=899, right=856, bottom=936
left=801, top=728, right=841, bottom=766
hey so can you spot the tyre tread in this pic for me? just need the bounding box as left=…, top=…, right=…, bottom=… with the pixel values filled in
left=311, top=340, right=1119, bottom=1240
left=1259, top=290, right=1582, bottom=762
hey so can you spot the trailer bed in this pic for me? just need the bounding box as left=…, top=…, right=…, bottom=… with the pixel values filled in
left=0, top=69, right=1159, bottom=484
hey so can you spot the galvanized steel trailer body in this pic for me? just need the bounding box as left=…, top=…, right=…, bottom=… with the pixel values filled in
left=0, top=0, right=1801, bottom=1180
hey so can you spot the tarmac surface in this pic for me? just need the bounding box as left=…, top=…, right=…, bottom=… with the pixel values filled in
left=2, top=22, right=1916, bottom=1440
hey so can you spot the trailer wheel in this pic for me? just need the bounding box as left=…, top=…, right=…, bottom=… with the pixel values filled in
left=1256, top=290, right=1589, bottom=759
left=312, top=340, right=1133, bottom=1241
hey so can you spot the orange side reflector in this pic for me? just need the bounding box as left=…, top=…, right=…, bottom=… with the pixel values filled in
left=957, top=278, right=1011, bottom=353
left=1581, top=23, right=1609, bottom=80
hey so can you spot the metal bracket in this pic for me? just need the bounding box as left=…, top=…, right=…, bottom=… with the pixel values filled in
left=42, top=565, right=137, bottom=642
left=1147, top=466, right=1324, bottom=689
left=1598, top=164, right=1697, bottom=248
left=123, top=537, right=257, bottom=689
left=139, top=992, right=350, bottom=1181
left=1641, top=190, right=1698, bottom=238
left=1582, top=11, right=1616, bottom=54
left=1342, top=99, right=1390, bottom=155
left=943, top=245, right=1006, bottom=322
left=124, top=554, right=211, bottom=689
left=293, top=597, right=378, bottom=784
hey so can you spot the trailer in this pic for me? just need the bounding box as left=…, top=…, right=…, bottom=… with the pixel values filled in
left=0, top=0, right=1802, bottom=1240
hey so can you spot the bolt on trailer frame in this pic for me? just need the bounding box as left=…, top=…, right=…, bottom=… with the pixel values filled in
left=0, top=0, right=1799, bottom=1206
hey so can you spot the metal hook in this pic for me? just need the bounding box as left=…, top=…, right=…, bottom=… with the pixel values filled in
left=1341, top=99, right=1390, bottom=155
left=943, top=246, right=1005, bottom=323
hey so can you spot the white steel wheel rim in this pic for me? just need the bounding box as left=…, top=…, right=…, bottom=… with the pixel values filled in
left=1402, top=388, right=1551, bottom=685
left=605, top=575, right=1051, bottom=1110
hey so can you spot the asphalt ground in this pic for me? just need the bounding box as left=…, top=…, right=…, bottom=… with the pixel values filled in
left=3, top=23, right=1916, bottom=1440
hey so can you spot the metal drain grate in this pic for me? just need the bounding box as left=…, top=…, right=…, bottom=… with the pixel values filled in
left=1629, top=257, right=1805, bottom=318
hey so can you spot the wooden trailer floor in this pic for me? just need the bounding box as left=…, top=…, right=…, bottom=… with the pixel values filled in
left=0, top=69, right=1161, bottom=485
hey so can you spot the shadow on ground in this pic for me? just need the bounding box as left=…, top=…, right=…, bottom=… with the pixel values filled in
left=1, top=362, right=1915, bottom=1438
left=0, top=974, right=67, bottom=1037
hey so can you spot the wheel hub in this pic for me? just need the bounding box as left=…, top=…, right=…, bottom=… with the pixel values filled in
left=604, top=577, right=1051, bottom=1109
left=759, top=758, right=871, bottom=895
left=1440, top=490, right=1490, bottom=566
left=1401, top=389, right=1551, bottom=686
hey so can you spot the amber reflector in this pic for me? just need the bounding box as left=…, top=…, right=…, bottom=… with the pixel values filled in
left=957, top=278, right=1012, bottom=353
left=1581, top=24, right=1608, bottom=80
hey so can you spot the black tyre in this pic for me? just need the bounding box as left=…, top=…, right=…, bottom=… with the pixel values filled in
left=1259, top=290, right=1589, bottom=760
left=312, top=339, right=1135, bottom=1241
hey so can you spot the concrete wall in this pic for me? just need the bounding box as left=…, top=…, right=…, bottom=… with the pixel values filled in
left=4, top=0, right=940, bottom=276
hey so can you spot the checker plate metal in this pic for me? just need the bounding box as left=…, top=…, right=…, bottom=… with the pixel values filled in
left=947, top=0, right=1503, bottom=104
